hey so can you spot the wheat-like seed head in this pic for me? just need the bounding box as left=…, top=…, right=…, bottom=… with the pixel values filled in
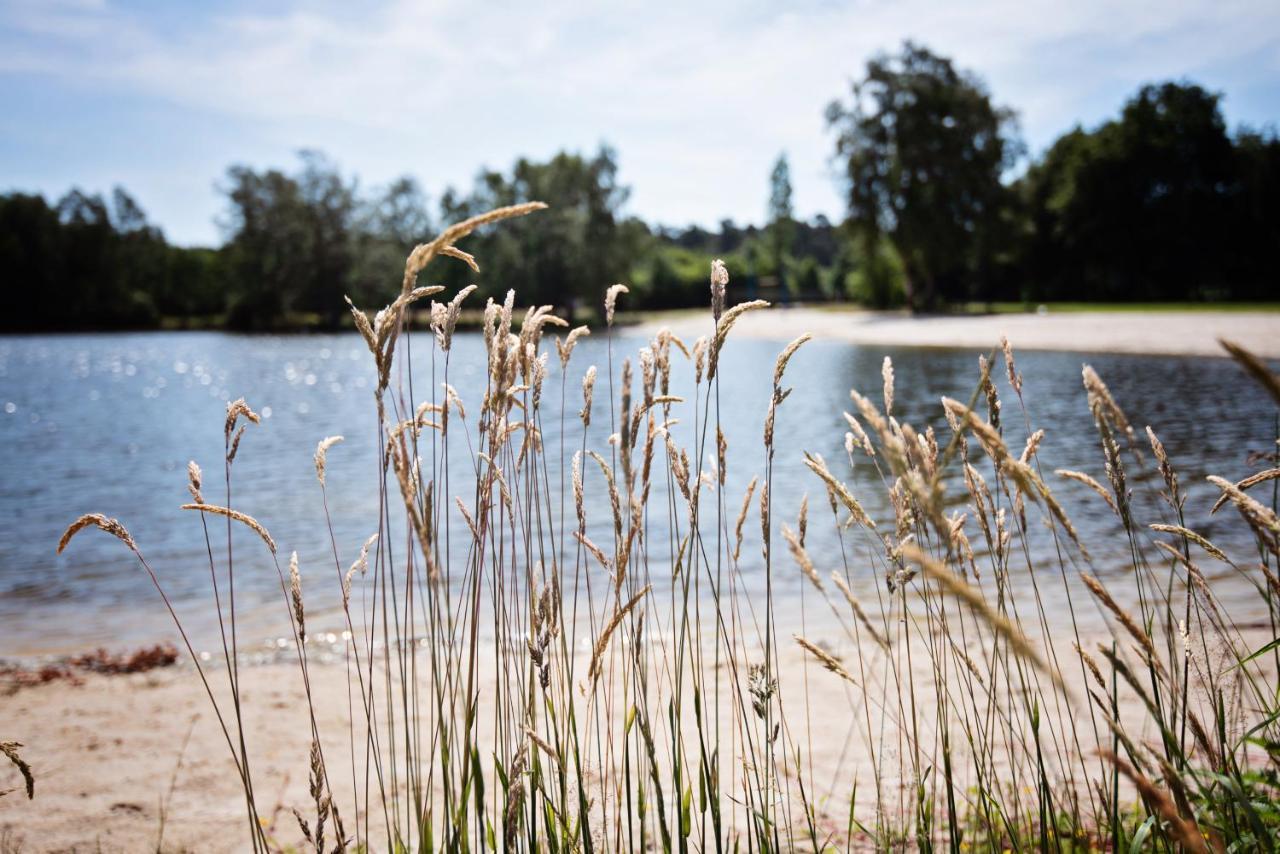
left=1081, top=573, right=1158, bottom=663
left=342, top=533, right=378, bottom=605
left=1149, top=523, right=1228, bottom=562
left=830, top=572, right=889, bottom=650
left=802, top=452, right=875, bottom=529
left=843, top=412, right=875, bottom=457
left=710, top=259, right=729, bottom=321
left=1054, top=469, right=1119, bottom=516
left=881, top=356, right=894, bottom=416
left=401, top=202, right=545, bottom=296
left=1082, top=365, right=1134, bottom=439
left=57, top=513, right=136, bottom=555
left=587, top=585, right=651, bottom=683
left=556, top=325, right=591, bottom=368
left=180, top=503, right=276, bottom=554
left=1219, top=337, right=1280, bottom=407
left=289, top=551, right=305, bottom=642
left=732, top=475, right=758, bottom=563
left=225, top=398, right=260, bottom=441
left=187, top=461, right=203, bottom=504
left=794, top=635, right=856, bottom=685
left=1019, top=429, right=1045, bottom=464
left=314, top=436, right=344, bottom=486
left=439, top=244, right=478, bottom=271
left=903, top=544, right=1066, bottom=692
left=581, top=366, right=597, bottom=427
left=1000, top=336, right=1023, bottom=395
left=781, top=524, right=823, bottom=591
left=708, top=300, right=769, bottom=380
left=1210, top=467, right=1280, bottom=514
left=604, top=284, right=628, bottom=327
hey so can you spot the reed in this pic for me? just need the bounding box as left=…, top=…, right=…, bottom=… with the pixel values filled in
left=53, top=205, right=1280, bottom=852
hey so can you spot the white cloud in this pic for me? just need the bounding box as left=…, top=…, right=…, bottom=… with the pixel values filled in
left=3, top=0, right=1277, bottom=243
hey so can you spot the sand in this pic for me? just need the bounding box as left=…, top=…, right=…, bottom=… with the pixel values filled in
left=634, top=307, right=1280, bottom=358
left=3, top=620, right=1239, bottom=852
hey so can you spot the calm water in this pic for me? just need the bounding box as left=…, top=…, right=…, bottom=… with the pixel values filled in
left=1, top=330, right=1275, bottom=656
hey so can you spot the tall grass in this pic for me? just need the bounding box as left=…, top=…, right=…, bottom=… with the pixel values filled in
left=57, top=204, right=1280, bottom=851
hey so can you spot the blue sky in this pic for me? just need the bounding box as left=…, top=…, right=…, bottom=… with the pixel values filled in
left=2, top=0, right=1278, bottom=246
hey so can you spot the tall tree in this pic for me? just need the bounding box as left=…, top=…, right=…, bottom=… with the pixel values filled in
left=827, top=42, right=1022, bottom=310
left=446, top=146, right=635, bottom=313
left=1021, top=82, right=1248, bottom=301
left=767, top=153, right=795, bottom=286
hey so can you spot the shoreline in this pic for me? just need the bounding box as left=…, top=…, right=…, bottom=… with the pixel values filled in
left=3, top=306, right=1279, bottom=360
left=631, top=306, right=1280, bottom=358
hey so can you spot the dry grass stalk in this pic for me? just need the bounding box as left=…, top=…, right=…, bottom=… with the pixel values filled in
left=1080, top=574, right=1159, bottom=664
left=289, top=551, right=305, bottom=642
left=225, top=398, right=261, bottom=440
left=1098, top=750, right=1210, bottom=853
left=707, top=299, right=769, bottom=380
left=1219, top=337, right=1280, bottom=407
left=1001, top=336, right=1023, bottom=395
left=1082, top=365, right=1135, bottom=440
left=556, top=326, right=591, bottom=367
left=604, top=284, right=628, bottom=326
left=1208, top=475, right=1280, bottom=539
left=179, top=504, right=276, bottom=554
left=902, top=544, right=1066, bottom=692
left=1149, top=523, right=1229, bottom=562
left=1146, top=426, right=1182, bottom=508
left=710, top=259, right=728, bottom=321
left=587, top=585, right=652, bottom=683
left=794, top=636, right=856, bottom=685
left=781, top=524, right=823, bottom=592
left=802, top=452, right=875, bottom=529
left=57, top=513, right=137, bottom=555
left=1055, top=469, right=1120, bottom=515
left=732, top=476, right=759, bottom=563
left=1210, top=468, right=1280, bottom=514
left=401, top=202, right=545, bottom=296
left=843, top=412, right=875, bottom=457
left=313, top=436, right=343, bottom=486
left=187, top=461, right=203, bottom=504
left=343, top=533, right=377, bottom=604
left=830, top=571, right=889, bottom=651
left=433, top=284, right=477, bottom=352
left=0, top=741, right=34, bottom=800
left=881, top=356, right=894, bottom=416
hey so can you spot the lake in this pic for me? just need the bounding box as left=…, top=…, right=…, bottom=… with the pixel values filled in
left=1, top=329, right=1275, bottom=657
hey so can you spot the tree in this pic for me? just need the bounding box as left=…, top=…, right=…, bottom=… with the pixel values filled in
left=767, top=153, right=795, bottom=290
left=444, top=146, right=635, bottom=314
left=219, top=152, right=359, bottom=328
left=827, top=42, right=1022, bottom=310
left=1020, top=82, right=1253, bottom=302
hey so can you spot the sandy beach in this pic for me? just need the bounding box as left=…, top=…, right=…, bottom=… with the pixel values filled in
left=5, top=621, right=1254, bottom=851
left=634, top=307, right=1280, bottom=358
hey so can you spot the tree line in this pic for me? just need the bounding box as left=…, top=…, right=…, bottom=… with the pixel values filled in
left=2, top=42, right=1277, bottom=331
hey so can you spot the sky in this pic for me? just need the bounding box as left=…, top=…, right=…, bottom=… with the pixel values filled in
left=2, top=0, right=1278, bottom=247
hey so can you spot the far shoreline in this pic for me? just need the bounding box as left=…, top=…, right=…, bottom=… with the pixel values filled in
left=632, top=304, right=1280, bottom=359
left=3, top=303, right=1278, bottom=359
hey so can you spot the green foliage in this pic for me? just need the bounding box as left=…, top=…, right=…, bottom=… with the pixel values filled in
left=767, top=153, right=795, bottom=290
left=827, top=41, right=1022, bottom=311
left=5, top=65, right=1280, bottom=330
left=845, top=234, right=906, bottom=308
left=0, top=188, right=225, bottom=330
left=1019, top=81, right=1280, bottom=302
left=436, top=146, right=637, bottom=314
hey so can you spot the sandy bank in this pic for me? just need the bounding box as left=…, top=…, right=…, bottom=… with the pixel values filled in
left=0, top=624, right=1203, bottom=851
left=634, top=307, right=1280, bottom=358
